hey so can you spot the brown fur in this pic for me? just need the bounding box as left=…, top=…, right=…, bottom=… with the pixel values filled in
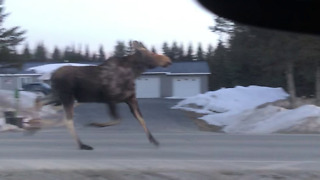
left=36, top=41, right=171, bottom=150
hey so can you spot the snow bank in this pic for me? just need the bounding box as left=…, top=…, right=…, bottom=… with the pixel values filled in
left=172, top=85, right=289, bottom=118
left=173, top=86, right=320, bottom=134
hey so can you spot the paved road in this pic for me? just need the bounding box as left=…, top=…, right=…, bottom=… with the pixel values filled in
left=1, top=99, right=320, bottom=179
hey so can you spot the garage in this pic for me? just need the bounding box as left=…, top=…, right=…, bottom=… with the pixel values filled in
left=135, top=76, right=161, bottom=98
left=172, top=76, right=201, bottom=98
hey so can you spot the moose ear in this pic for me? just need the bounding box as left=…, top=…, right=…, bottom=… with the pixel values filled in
left=132, top=41, right=147, bottom=51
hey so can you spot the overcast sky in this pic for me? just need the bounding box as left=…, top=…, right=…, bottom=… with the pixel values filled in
left=4, top=0, right=218, bottom=56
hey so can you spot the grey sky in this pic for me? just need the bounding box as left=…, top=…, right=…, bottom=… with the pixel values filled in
left=5, top=0, right=218, bottom=57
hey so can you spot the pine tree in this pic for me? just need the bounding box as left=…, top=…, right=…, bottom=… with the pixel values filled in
left=33, top=42, right=47, bottom=61
left=162, top=42, right=170, bottom=57
left=205, top=44, right=214, bottom=61
left=22, top=43, right=32, bottom=61
left=113, top=41, right=126, bottom=57
left=0, top=1, right=26, bottom=62
left=52, top=46, right=61, bottom=61
left=63, top=46, right=71, bottom=62
left=85, top=45, right=90, bottom=60
left=178, top=43, right=185, bottom=61
left=209, top=16, right=234, bottom=46
left=91, top=53, right=97, bottom=61
left=196, top=43, right=204, bottom=61
left=98, top=45, right=106, bottom=61
left=171, top=41, right=180, bottom=61
left=186, top=43, right=194, bottom=61
left=207, top=41, right=230, bottom=90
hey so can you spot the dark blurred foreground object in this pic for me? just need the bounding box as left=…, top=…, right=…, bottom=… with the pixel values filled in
left=4, top=111, right=23, bottom=128
left=197, top=0, right=320, bottom=35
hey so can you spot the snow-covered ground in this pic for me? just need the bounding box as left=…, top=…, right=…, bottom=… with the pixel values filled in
left=173, top=85, right=320, bottom=134
left=0, top=90, right=59, bottom=132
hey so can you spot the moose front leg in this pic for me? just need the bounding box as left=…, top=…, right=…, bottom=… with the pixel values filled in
left=126, top=96, right=159, bottom=146
left=90, top=102, right=121, bottom=127
left=63, top=102, right=93, bottom=150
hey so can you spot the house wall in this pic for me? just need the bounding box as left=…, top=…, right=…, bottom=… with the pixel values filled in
left=165, top=74, right=209, bottom=98
left=161, top=75, right=172, bottom=97
left=200, top=75, right=208, bottom=93
left=0, top=76, right=16, bottom=90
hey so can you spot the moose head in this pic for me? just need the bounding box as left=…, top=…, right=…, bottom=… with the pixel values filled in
left=131, top=41, right=172, bottom=68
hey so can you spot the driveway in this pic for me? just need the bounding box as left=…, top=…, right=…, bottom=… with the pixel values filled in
left=73, top=99, right=198, bottom=133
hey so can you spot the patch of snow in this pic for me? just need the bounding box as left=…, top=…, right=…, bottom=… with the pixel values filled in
left=173, top=85, right=289, bottom=115
left=246, top=105, right=320, bottom=134
left=172, top=85, right=320, bottom=134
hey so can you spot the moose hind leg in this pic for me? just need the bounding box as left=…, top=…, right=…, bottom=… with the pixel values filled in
left=126, top=97, right=159, bottom=146
left=63, top=102, right=93, bottom=150
left=90, top=103, right=121, bottom=127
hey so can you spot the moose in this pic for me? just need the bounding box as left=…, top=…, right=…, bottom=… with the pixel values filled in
left=35, top=41, right=171, bottom=150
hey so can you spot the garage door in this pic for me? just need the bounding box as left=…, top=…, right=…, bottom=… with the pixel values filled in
left=173, top=77, right=201, bottom=98
left=136, top=77, right=160, bottom=98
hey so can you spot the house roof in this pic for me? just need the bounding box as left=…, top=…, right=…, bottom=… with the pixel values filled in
left=147, top=61, right=210, bottom=74
left=5, top=61, right=210, bottom=75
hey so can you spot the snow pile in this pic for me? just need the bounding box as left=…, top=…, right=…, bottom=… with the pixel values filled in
left=28, top=63, right=94, bottom=80
left=173, top=86, right=320, bottom=134
left=0, top=90, right=58, bottom=132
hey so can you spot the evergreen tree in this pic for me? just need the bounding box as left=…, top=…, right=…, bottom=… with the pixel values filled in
left=0, top=1, right=26, bottom=62
left=209, top=16, right=234, bottom=46
left=196, top=43, right=204, bottom=61
left=186, top=43, right=194, bottom=61
left=98, top=45, right=106, bottom=61
left=171, top=41, right=180, bottom=61
left=52, top=46, right=61, bottom=61
left=22, top=43, right=32, bottom=61
left=63, top=46, right=71, bottom=62
left=63, top=45, right=84, bottom=62
left=162, top=42, right=170, bottom=57
left=178, top=43, right=185, bottom=61
left=206, top=44, right=214, bottom=61
left=113, top=41, right=126, bottom=57
left=91, top=53, right=97, bottom=61
left=33, top=42, right=47, bottom=61
left=207, top=41, right=229, bottom=90
left=85, top=45, right=90, bottom=60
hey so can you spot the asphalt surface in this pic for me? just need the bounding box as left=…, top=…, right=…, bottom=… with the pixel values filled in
left=1, top=99, right=320, bottom=179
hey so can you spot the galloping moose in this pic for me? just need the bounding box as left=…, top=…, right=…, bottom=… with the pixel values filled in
left=35, top=41, right=171, bottom=150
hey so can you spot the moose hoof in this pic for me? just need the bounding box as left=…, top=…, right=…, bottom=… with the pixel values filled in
left=80, top=144, right=94, bottom=150
left=89, top=120, right=120, bottom=127
left=149, top=134, right=160, bottom=147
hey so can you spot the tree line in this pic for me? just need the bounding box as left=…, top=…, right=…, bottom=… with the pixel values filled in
left=111, top=40, right=212, bottom=62
left=1, top=40, right=214, bottom=63
left=208, top=17, right=320, bottom=107
left=17, top=43, right=107, bottom=62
